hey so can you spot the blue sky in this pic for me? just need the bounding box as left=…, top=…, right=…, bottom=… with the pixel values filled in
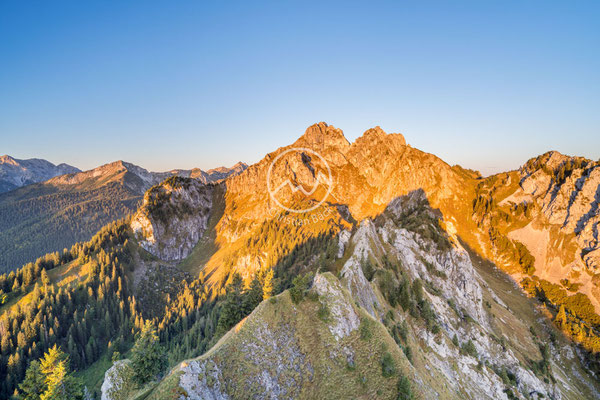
left=1, top=1, right=598, bottom=175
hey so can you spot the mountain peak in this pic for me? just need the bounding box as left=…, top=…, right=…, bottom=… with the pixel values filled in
left=0, top=155, right=18, bottom=166
left=356, top=126, right=406, bottom=147
left=293, top=122, right=351, bottom=150
left=0, top=156, right=80, bottom=193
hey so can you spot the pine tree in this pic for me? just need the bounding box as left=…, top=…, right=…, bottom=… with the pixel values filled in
left=215, top=274, right=244, bottom=337
left=555, top=304, right=567, bottom=327
left=40, top=269, right=50, bottom=293
left=39, top=345, right=82, bottom=400
left=262, top=269, right=274, bottom=300
left=18, top=360, right=45, bottom=399
left=243, top=277, right=263, bottom=315
left=130, top=321, right=167, bottom=384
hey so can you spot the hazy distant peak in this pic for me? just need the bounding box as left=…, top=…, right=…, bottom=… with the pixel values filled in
left=0, top=155, right=80, bottom=193
left=0, top=155, right=19, bottom=166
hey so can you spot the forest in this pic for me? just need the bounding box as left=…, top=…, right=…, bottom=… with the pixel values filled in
left=0, top=181, right=142, bottom=273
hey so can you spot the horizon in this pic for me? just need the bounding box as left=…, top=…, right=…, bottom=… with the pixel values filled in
left=2, top=1, right=599, bottom=175
left=2, top=121, right=595, bottom=177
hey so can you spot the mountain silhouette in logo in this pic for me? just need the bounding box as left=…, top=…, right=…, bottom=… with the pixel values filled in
left=271, top=170, right=332, bottom=197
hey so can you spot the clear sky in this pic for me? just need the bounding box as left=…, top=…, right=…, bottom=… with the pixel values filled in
left=1, top=1, right=599, bottom=175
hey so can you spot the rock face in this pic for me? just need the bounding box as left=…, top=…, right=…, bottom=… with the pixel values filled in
left=100, top=124, right=600, bottom=399
left=131, top=177, right=213, bottom=261
left=0, top=154, right=79, bottom=193
left=100, top=359, right=131, bottom=400
left=313, top=273, right=360, bottom=340
left=340, top=220, right=384, bottom=319
left=496, top=152, right=600, bottom=309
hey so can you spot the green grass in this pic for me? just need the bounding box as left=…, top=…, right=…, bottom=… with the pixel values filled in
left=76, top=352, right=114, bottom=397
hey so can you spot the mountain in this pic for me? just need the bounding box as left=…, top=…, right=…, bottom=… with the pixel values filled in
left=0, top=160, right=246, bottom=273
left=1, top=123, right=599, bottom=400
left=0, top=154, right=80, bottom=193
left=144, top=191, right=598, bottom=399
left=125, top=122, right=599, bottom=398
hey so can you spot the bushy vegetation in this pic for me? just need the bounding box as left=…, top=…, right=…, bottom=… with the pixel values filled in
left=214, top=272, right=264, bottom=339
left=360, top=317, right=373, bottom=341
left=289, top=272, right=313, bottom=304
left=522, top=276, right=600, bottom=375
left=130, top=321, right=167, bottom=384
left=461, top=339, right=478, bottom=358
left=396, top=374, right=414, bottom=400
left=19, top=345, right=83, bottom=399
left=380, top=351, right=397, bottom=377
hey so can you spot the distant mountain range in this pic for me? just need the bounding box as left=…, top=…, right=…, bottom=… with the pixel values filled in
left=0, top=155, right=80, bottom=193
left=0, top=158, right=247, bottom=272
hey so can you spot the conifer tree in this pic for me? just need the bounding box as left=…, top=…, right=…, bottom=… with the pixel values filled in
left=40, top=269, right=50, bottom=293
left=262, top=269, right=274, bottom=300
left=243, top=277, right=263, bottom=315
left=215, top=273, right=244, bottom=337
left=555, top=304, right=567, bottom=327
left=18, top=360, right=45, bottom=400
left=130, top=321, right=167, bottom=384
left=30, top=345, right=83, bottom=400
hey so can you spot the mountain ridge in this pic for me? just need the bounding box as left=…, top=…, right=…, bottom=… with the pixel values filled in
left=0, top=154, right=80, bottom=193
left=0, top=159, right=247, bottom=272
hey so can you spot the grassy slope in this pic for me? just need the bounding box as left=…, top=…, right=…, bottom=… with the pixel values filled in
left=145, top=273, right=420, bottom=400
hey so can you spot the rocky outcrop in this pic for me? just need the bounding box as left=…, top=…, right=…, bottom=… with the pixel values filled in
left=313, top=273, right=360, bottom=340
left=340, top=220, right=384, bottom=319
left=100, top=359, right=131, bottom=400
left=132, top=177, right=213, bottom=261
left=519, top=152, right=600, bottom=271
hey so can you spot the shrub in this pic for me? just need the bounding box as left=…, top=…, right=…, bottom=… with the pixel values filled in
left=403, top=345, right=413, bottom=363
left=461, top=339, right=478, bottom=358
left=381, top=352, right=397, bottom=377
left=289, top=273, right=313, bottom=304
left=397, top=321, right=408, bottom=343
left=362, top=258, right=375, bottom=281
left=360, top=318, right=373, bottom=341
left=317, top=301, right=330, bottom=322
left=452, top=335, right=459, bottom=347
left=397, top=375, right=414, bottom=400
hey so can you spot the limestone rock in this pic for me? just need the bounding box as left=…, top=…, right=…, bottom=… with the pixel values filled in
left=132, top=177, right=213, bottom=261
